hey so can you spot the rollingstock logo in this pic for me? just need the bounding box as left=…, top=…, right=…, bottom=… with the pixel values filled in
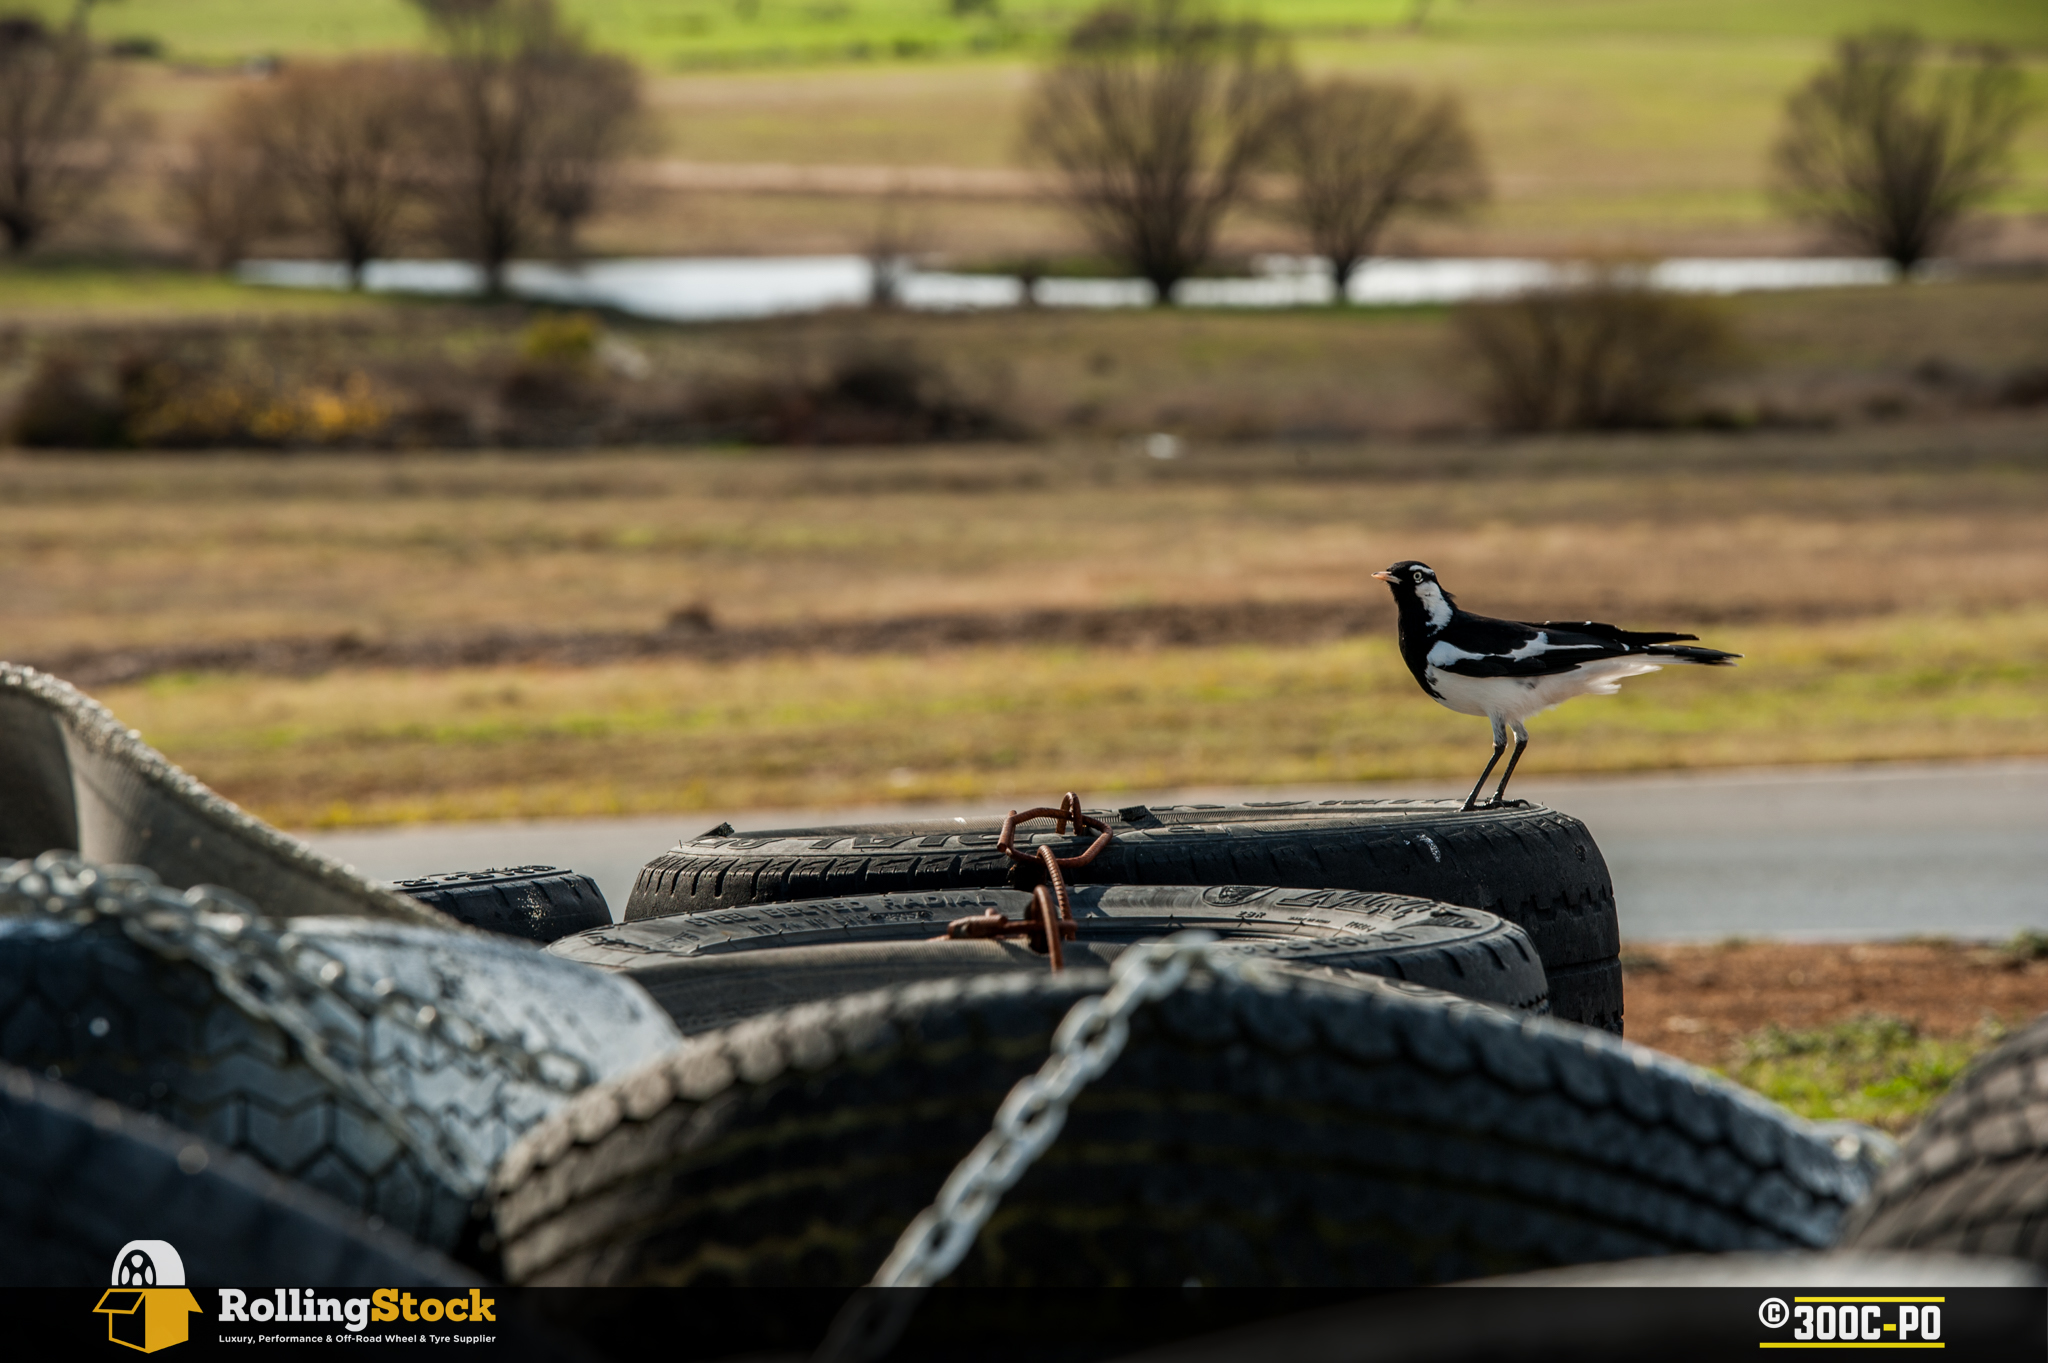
left=89, top=1239, right=497, bottom=1349
left=217, top=1287, right=497, bottom=1333
left=1757, top=1295, right=1944, bottom=1348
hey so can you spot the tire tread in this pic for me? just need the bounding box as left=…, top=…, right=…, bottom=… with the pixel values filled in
left=493, top=971, right=1863, bottom=1287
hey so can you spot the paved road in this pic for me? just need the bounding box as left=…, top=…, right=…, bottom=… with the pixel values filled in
left=299, top=759, right=2048, bottom=943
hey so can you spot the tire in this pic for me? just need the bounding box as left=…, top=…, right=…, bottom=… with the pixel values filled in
left=550, top=884, right=1548, bottom=1034
left=1838, top=1011, right=2048, bottom=1261
left=625, top=799, right=1623, bottom=1033
left=0, top=663, right=449, bottom=927
left=0, top=1062, right=475, bottom=1287
left=0, top=899, right=680, bottom=1256
left=490, top=968, right=1871, bottom=1288
left=395, top=866, right=612, bottom=943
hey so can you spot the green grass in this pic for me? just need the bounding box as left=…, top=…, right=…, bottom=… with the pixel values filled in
left=0, top=263, right=391, bottom=318
left=1728, top=1013, right=2005, bottom=1133
left=42, top=0, right=2048, bottom=67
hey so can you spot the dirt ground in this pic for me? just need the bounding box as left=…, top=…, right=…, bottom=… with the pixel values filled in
left=1624, top=940, right=2048, bottom=1067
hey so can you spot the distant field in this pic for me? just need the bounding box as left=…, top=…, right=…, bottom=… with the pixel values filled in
left=40, top=0, right=2048, bottom=67
left=5, top=394, right=2046, bottom=824
left=54, top=0, right=2048, bottom=258
left=8, top=417, right=2048, bottom=655
left=5, top=268, right=2046, bottom=454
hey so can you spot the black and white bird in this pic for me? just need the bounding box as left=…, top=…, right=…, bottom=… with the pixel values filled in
left=1373, top=561, right=1741, bottom=811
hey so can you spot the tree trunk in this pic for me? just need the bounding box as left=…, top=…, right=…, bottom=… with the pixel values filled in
left=480, top=216, right=515, bottom=298
left=1330, top=255, right=1358, bottom=306
left=2, top=211, right=37, bottom=254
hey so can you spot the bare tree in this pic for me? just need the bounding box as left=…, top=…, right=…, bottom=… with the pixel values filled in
left=411, top=0, right=642, bottom=293
left=166, top=129, right=276, bottom=271
left=862, top=191, right=930, bottom=308
left=0, top=5, right=122, bottom=253
left=1773, top=28, right=2032, bottom=273
left=1023, top=0, right=1295, bottom=305
left=1275, top=78, right=1485, bottom=303
left=530, top=48, right=641, bottom=262
left=231, top=58, right=430, bottom=287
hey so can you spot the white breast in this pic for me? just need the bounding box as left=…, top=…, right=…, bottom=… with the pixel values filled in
left=1424, top=657, right=1664, bottom=722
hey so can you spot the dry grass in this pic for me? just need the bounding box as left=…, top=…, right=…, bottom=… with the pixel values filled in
left=5, top=417, right=2048, bottom=656
left=82, top=605, right=2048, bottom=828
left=3, top=289, right=2044, bottom=828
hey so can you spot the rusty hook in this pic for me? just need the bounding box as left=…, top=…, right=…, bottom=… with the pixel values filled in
left=998, top=794, right=1112, bottom=870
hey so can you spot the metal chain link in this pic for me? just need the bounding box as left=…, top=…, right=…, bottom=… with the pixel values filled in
left=814, top=930, right=1264, bottom=1363
left=0, top=850, right=592, bottom=1195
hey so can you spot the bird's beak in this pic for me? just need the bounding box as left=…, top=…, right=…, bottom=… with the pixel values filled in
left=1371, top=570, right=1395, bottom=582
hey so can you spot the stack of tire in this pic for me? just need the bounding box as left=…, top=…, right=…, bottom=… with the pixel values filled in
left=619, top=799, right=1625, bottom=1032
left=479, top=797, right=1896, bottom=1296
left=5, top=663, right=2025, bottom=1342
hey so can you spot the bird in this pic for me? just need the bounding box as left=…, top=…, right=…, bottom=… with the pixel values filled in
left=1372, top=561, right=1740, bottom=811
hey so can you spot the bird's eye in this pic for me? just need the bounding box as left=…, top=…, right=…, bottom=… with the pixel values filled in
left=1411, top=571, right=1424, bottom=583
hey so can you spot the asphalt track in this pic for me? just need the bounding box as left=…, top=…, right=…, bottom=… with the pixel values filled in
left=298, top=759, right=2048, bottom=943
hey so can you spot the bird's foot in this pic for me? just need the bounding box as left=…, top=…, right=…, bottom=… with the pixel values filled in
left=1483, top=796, right=1531, bottom=810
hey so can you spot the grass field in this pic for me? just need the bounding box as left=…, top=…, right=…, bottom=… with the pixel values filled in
left=7, top=410, right=2048, bottom=653
left=50, top=0, right=2048, bottom=259
left=7, top=396, right=2045, bottom=827
left=0, top=264, right=399, bottom=320
left=84, top=605, right=2048, bottom=828
left=41, top=0, right=2048, bottom=67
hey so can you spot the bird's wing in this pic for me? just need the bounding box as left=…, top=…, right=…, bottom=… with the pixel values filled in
left=1428, top=615, right=1643, bottom=678
left=1523, top=619, right=1700, bottom=647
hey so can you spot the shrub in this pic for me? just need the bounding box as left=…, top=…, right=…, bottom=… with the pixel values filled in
left=1455, top=277, right=1732, bottom=431
left=8, top=345, right=393, bottom=450
left=6, top=353, right=126, bottom=447
left=692, top=343, right=1012, bottom=445
left=518, top=311, right=602, bottom=369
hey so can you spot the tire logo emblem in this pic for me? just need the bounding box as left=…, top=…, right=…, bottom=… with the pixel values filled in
left=94, top=1241, right=202, bottom=1353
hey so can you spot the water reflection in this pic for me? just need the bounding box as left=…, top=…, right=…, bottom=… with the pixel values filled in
left=238, top=253, right=1898, bottom=321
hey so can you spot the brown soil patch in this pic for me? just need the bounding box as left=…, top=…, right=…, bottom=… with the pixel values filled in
left=26, top=598, right=1393, bottom=689
left=33, top=588, right=1895, bottom=691
left=1624, top=941, right=2048, bottom=1067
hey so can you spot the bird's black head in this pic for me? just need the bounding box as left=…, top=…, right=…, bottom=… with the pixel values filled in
left=1373, top=561, right=1437, bottom=591
left=1372, top=561, right=1456, bottom=630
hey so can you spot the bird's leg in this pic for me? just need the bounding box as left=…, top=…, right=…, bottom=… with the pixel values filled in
left=1488, top=720, right=1530, bottom=807
left=1462, top=717, right=1507, bottom=812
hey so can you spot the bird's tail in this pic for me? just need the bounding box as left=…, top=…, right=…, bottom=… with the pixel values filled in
left=1646, top=644, right=1741, bottom=666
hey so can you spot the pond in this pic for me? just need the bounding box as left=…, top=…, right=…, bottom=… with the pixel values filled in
left=237, top=253, right=1899, bottom=322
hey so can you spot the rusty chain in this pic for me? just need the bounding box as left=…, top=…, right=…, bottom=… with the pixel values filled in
left=814, top=931, right=1272, bottom=1363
